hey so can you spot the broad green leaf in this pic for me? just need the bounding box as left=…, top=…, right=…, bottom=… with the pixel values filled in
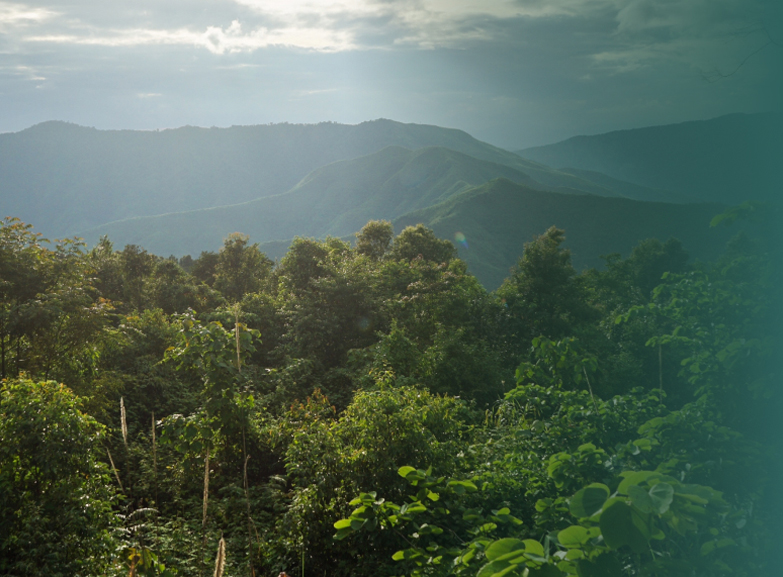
left=398, top=466, right=416, bottom=478
left=449, top=480, right=478, bottom=494
left=618, top=471, right=657, bottom=495
left=400, top=503, right=427, bottom=515
left=535, top=499, right=553, bottom=512
left=333, top=518, right=351, bottom=529
left=417, top=524, right=443, bottom=536
left=485, top=539, right=527, bottom=561
left=523, top=540, right=545, bottom=557
left=627, top=485, right=654, bottom=514
left=570, top=484, right=610, bottom=518
left=460, top=548, right=476, bottom=565
left=557, top=526, right=590, bottom=548
left=649, top=483, right=674, bottom=515
left=477, top=560, right=522, bottom=577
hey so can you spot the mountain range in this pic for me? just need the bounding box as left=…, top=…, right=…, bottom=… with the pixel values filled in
left=1, top=113, right=769, bottom=288
left=1, top=118, right=633, bottom=238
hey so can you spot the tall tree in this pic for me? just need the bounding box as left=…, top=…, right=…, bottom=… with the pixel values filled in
left=355, top=220, right=393, bottom=260
left=213, top=233, right=273, bottom=302
left=389, top=224, right=457, bottom=263
left=496, top=226, right=596, bottom=361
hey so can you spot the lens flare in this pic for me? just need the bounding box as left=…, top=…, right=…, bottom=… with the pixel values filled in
left=454, top=231, right=468, bottom=249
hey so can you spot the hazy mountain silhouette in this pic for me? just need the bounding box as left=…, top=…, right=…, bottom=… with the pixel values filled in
left=1, top=118, right=629, bottom=238
left=80, top=145, right=562, bottom=255
left=517, top=112, right=782, bottom=205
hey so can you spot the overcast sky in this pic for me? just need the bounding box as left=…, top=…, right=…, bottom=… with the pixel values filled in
left=1, top=0, right=781, bottom=149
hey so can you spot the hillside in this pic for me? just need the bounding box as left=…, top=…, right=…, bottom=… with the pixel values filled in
left=393, top=178, right=735, bottom=290
left=244, top=179, right=736, bottom=290
left=1, top=119, right=622, bottom=238
left=517, top=112, right=782, bottom=205
left=80, top=146, right=546, bottom=255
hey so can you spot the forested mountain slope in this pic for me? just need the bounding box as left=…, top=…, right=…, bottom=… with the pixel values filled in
left=78, top=145, right=606, bottom=257
left=393, top=178, right=736, bottom=289
left=1, top=119, right=627, bottom=238
left=517, top=112, right=782, bottom=205
left=113, top=172, right=737, bottom=290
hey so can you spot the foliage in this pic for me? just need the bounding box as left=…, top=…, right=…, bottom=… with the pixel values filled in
left=356, top=220, right=394, bottom=260
left=336, top=426, right=754, bottom=577
left=0, top=211, right=776, bottom=576
left=267, top=383, right=474, bottom=576
left=0, top=379, right=117, bottom=575
left=496, top=227, right=598, bottom=362
left=213, top=233, right=274, bottom=302
left=390, top=224, right=458, bottom=264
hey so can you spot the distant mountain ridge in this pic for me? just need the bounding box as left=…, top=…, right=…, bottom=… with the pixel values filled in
left=393, top=178, right=736, bottom=289
left=517, top=112, right=782, bottom=205
left=0, top=118, right=625, bottom=238
left=80, top=145, right=549, bottom=255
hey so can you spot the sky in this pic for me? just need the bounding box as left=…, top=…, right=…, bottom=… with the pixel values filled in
left=1, top=0, right=781, bottom=149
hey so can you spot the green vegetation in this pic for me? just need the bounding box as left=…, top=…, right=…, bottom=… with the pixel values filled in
left=394, top=179, right=737, bottom=289
left=0, top=204, right=778, bottom=576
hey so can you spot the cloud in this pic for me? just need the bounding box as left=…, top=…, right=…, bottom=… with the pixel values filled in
left=582, top=0, right=782, bottom=75
left=0, top=2, right=57, bottom=26
left=5, top=0, right=615, bottom=55
left=27, top=20, right=358, bottom=53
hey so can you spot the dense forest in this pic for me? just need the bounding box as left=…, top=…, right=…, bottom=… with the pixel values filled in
left=0, top=204, right=780, bottom=576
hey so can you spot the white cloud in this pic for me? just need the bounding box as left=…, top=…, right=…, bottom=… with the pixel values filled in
left=27, top=20, right=357, bottom=53
left=0, top=1, right=57, bottom=26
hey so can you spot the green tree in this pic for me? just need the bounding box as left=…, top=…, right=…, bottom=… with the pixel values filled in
left=496, top=227, right=596, bottom=362
left=213, top=233, right=273, bottom=302
left=0, top=218, right=49, bottom=379
left=276, top=237, right=332, bottom=293
left=355, top=220, right=394, bottom=260
left=390, top=224, right=457, bottom=263
left=0, top=379, right=117, bottom=575
left=191, top=251, right=219, bottom=286
left=149, top=258, right=223, bottom=314
left=119, top=244, right=155, bottom=311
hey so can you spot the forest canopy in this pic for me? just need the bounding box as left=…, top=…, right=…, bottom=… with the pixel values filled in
left=0, top=209, right=780, bottom=577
